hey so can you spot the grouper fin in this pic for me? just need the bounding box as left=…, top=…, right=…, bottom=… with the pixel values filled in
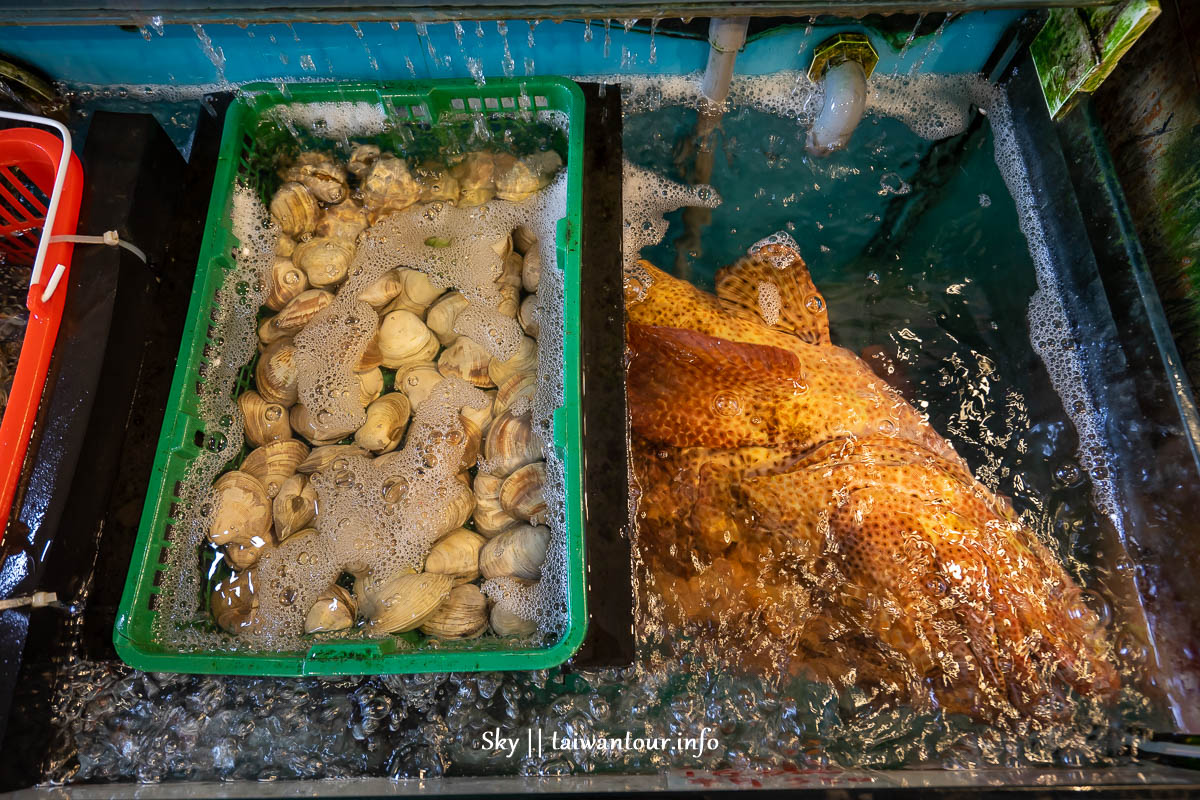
left=626, top=323, right=808, bottom=449
left=715, top=242, right=831, bottom=345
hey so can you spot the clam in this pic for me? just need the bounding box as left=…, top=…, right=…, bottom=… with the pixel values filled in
left=356, top=367, right=385, bottom=407
left=482, top=408, right=542, bottom=477
left=208, top=470, right=272, bottom=547
left=460, top=390, right=495, bottom=436
left=297, top=443, right=369, bottom=475
left=304, top=585, right=357, bottom=633
left=395, top=362, right=444, bottom=412
left=347, top=143, right=380, bottom=178
left=424, top=528, right=487, bottom=585
left=269, top=181, right=319, bottom=237
left=500, top=461, right=547, bottom=523
left=265, top=256, right=308, bottom=312
left=361, top=154, right=421, bottom=218
left=438, top=336, right=494, bottom=388
left=240, top=439, right=310, bottom=498
left=316, top=198, right=368, bottom=244
left=357, top=269, right=405, bottom=309
left=292, top=237, right=354, bottom=289
left=272, top=472, right=318, bottom=541
left=225, top=539, right=270, bottom=571
left=451, top=151, right=496, bottom=207
left=522, top=240, right=541, bottom=293
left=493, top=373, right=536, bottom=418
left=493, top=233, right=514, bottom=261
left=211, top=569, right=261, bottom=634
left=490, top=604, right=538, bottom=637
left=256, top=339, right=299, bottom=407
left=512, top=224, right=537, bottom=255
left=420, top=583, right=488, bottom=639
left=495, top=150, right=562, bottom=202
left=458, top=413, right=483, bottom=470
left=354, top=392, right=411, bottom=454
left=518, top=295, right=540, bottom=339
left=378, top=310, right=439, bottom=369
left=239, top=389, right=292, bottom=448
left=363, top=571, right=453, bottom=634
left=472, top=472, right=519, bottom=538
left=276, top=235, right=296, bottom=258
left=382, top=269, right=444, bottom=317
left=258, top=289, right=334, bottom=344
left=488, top=335, right=538, bottom=388
left=497, top=250, right=523, bottom=289
left=479, top=524, right=550, bottom=580
left=355, top=335, right=383, bottom=373
left=497, top=283, right=519, bottom=319
left=283, top=151, right=349, bottom=204
left=415, top=161, right=461, bottom=205
left=431, top=481, right=476, bottom=539
left=290, top=403, right=357, bottom=447
left=426, top=291, right=470, bottom=346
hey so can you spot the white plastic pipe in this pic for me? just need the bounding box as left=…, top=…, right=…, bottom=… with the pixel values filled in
left=0, top=111, right=72, bottom=287
left=700, top=17, right=749, bottom=107
left=806, top=60, right=868, bottom=157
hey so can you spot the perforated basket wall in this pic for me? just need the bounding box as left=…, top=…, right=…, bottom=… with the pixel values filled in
left=114, top=78, right=586, bottom=676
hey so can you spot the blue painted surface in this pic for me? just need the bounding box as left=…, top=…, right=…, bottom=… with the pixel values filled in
left=0, top=12, right=1022, bottom=88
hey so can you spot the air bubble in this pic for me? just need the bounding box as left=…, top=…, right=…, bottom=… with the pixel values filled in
left=712, top=392, right=741, bottom=417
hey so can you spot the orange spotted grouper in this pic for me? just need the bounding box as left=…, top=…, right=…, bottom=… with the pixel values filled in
left=626, top=241, right=1118, bottom=721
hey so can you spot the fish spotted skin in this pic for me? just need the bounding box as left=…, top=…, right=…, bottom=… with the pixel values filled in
left=626, top=243, right=1118, bottom=720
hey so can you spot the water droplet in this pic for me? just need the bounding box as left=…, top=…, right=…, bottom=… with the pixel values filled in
left=279, top=586, right=298, bottom=607
left=382, top=477, right=409, bottom=504
left=1080, top=589, right=1113, bottom=627
left=264, top=405, right=283, bottom=422
left=332, top=458, right=349, bottom=471
left=711, top=392, right=741, bottom=417
left=1054, top=463, right=1082, bottom=487
left=805, top=294, right=825, bottom=313
left=333, top=469, right=355, bottom=488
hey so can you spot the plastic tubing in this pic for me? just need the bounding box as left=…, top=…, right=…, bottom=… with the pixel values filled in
left=700, top=17, right=750, bottom=108
left=805, top=60, right=868, bottom=157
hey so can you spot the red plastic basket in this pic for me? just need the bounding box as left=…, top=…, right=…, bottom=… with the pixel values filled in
left=0, top=126, right=83, bottom=536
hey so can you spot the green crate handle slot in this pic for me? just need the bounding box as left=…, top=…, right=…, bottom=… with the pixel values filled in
left=115, top=77, right=589, bottom=676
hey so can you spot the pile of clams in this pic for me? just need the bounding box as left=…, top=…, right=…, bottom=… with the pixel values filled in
left=209, top=143, right=561, bottom=641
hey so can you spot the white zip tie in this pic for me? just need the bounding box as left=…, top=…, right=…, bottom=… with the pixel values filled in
left=47, top=231, right=147, bottom=264
left=39, top=231, right=149, bottom=303
left=0, top=591, right=57, bottom=611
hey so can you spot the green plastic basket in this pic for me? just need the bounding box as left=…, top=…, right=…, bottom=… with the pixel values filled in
left=114, top=77, right=587, bottom=675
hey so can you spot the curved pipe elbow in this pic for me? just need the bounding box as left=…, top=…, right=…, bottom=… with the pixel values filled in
left=806, top=60, right=868, bottom=157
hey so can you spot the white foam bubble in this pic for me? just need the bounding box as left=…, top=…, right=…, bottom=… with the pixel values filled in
left=975, top=83, right=1120, bottom=522
left=154, top=185, right=273, bottom=650
left=757, top=281, right=781, bottom=327
left=621, top=161, right=720, bottom=276
left=269, top=101, right=389, bottom=139
left=583, top=71, right=984, bottom=143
